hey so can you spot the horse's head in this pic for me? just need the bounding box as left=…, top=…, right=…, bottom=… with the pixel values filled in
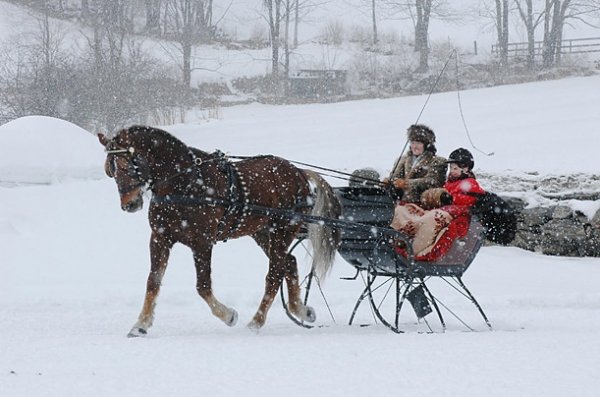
left=99, top=129, right=151, bottom=213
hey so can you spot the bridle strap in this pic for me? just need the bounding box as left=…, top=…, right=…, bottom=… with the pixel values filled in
left=106, top=147, right=135, bottom=155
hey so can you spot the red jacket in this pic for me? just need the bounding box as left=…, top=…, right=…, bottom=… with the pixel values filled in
left=444, top=177, right=485, bottom=207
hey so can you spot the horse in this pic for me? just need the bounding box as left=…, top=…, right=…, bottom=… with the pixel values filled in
left=98, top=125, right=341, bottom=337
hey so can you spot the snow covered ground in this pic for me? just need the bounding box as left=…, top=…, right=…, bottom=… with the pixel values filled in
left=2, top=75, right=600, bottom=396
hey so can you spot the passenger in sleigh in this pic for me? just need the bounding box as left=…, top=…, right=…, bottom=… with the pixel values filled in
left=390, top=148, right=485, bottom=262
left=383, top=124, right=448, bottom=204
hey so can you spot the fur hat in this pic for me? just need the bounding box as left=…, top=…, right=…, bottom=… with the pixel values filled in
left=447, top=148, right=474, bottom=170
left=407, top=124, right=436, bottom=153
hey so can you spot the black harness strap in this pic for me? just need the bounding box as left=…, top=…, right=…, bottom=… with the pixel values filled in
left=150, top=194, right=404, bottom=241
left=214, top=156, right=249, bottom=241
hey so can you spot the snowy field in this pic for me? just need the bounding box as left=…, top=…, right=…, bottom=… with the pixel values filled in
left=2, top=75, right=600, bottom=396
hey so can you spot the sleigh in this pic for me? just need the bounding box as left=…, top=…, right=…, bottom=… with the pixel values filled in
left=283, top=186, right=492, bottom=333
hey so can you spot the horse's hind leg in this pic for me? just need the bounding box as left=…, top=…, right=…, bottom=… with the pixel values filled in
left=192, top=244, right=238, bottom=327
left=128, top=233, right=172, bottom=337
left=283, top=253, right=316, bottom=323
left=249, top=227, right=311, bottom=329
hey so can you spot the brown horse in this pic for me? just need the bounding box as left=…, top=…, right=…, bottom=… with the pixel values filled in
left=98, top=125, right=341, bottom=337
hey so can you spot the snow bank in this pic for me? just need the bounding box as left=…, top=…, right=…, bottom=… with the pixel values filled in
left=0, top=116, right=105, bottom=184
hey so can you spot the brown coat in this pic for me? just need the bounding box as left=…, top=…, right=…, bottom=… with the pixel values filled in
left=390, top=151, right=447, bottom=203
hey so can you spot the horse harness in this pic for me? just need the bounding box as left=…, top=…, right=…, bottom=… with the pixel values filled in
left=200, top=152, right=315, bottom=241
left=106, top=143, right=311, bottom=242
left=208, top=151, right=250, bottom=240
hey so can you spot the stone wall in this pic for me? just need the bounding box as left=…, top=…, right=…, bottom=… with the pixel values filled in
left=500, top=196, right=600, bottom=257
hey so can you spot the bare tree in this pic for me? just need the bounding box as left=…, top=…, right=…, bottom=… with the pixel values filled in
left=515, top=0, right=600, bottom=68
left=84, top=1, right=131, bottom=69
left=386, top=0, right=454, bottom=72
left=284, top=0, right=293, bottom=77
left=145, top=0, right=163, bottom=33
left=347, top=0, right=383, bottom=46
left=264, top=0, right=284, bottom=78
left=82, top=0, right=90, bottom=19
left=514, top=0, right=545, bottom=67
left=414, top=0, right=432, bottom=71
left=35, top=5, right=65, bottom=116
left=371, top=0, right=379, bottom=45
left=537, top=0, right=600, bottom=67
left=542, top=0, right=563, bottom=67
left=292, top=0, right=319, bottom=49
left=496, top=0, right=510, bottom=67
left=0, top=6, right=69, bottom=121
left=294, top=0, right=300, bottom=47
left=164, top=0, right=216, bottom=87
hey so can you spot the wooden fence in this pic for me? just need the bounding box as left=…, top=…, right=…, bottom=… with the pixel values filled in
left=492, top=37, right=600, bottom=58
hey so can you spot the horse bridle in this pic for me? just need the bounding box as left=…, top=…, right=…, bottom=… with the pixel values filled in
left=105, top=144, right=155, bottom=195
left=105, top=142, right=207, bottom=193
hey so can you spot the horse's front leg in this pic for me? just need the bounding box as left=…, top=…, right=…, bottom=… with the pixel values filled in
left=193, top=244, right=238, bottom=327
left=128, top=233, right=172, bottom=337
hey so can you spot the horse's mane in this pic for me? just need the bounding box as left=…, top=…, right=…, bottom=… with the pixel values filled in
left=113, top=125, right=212, bottom=166
left=124, top=125, right=187, bottom=151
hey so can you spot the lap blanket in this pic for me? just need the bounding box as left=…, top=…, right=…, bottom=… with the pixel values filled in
left=391, top=204, right=471, bottom=262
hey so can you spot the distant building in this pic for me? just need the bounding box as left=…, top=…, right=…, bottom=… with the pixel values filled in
left=288, top=69, right=347, bottom=98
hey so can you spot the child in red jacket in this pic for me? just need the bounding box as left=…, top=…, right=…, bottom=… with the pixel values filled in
left=444, top=148, right=485, bottom=207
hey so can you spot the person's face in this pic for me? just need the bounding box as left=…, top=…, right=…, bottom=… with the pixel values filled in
left=448, top=163, right=468, bottom=178
left=410, top=141, right=425, bottom=156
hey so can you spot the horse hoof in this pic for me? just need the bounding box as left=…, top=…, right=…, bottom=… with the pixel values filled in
left=247, top=320, right=263, bottom=331
left=226, top=310, right=238, bottom=327
left=127, top=327, right=147, bottom=338
left=305, top=306, right=316, bottom=323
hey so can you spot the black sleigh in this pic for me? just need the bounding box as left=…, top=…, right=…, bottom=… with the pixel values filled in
left=282, top=186, right=492, bottom=333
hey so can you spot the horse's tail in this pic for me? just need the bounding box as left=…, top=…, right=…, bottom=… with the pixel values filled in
left=302, top=169, right=342, bottom=281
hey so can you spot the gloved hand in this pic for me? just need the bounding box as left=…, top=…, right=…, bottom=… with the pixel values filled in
left=393, top=178, right=407, bottom=190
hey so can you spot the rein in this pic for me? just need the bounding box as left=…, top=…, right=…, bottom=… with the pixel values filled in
left=227, top=155, right=382, bottom=186
left=106, top=140, right=406, bottom=242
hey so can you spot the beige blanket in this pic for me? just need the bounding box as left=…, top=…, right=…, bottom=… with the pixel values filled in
left=390, top=203, right=453, bottom=257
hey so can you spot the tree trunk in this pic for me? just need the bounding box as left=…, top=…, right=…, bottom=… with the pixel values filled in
left=182, top=0, right=194, bottom=87
left=293, top=0, right=299, bottom=48
left=81, top=0, right=90, bottom=20
left=284, top=0, right=291, bottom=78
left=515, top=0, right=537, bottom=67
left=183, top=39, right=192, bottom=87
left=266, top=0, right=281, bottom=78
left=414, top=0, right=431, bottom=72
left=495, top=0, right=509, bottom=67
left=542, top=0, right=566, bottom=68
left=554, top=0, right=570, bottom=66
left=371, top=0, right=378, bottom=46
left=145, top=0, right=161, bottom=33
left=501, top=0, right=509, bottom=66
left=525, top=0, right=535, bottom=67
